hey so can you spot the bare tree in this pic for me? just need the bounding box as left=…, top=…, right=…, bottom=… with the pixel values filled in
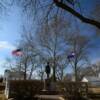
left=78, top=66, right=95, bottom=80
left=92, top=61, right=100, bottom=77
left=36, top=17, right=68, bottom=81
left=65, top=33, right=93, bottom=81
left=3, top=57, right=17, bottom=71
left=17, top=0, right=100, bottom=29
left=79, top=61, right=100, bottom=80
left=15, top=30, right=39, bottom=79
left=56, top=54, right=68, bottom=80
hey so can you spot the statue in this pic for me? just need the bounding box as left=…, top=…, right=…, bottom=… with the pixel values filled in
left=45, top=62, right=51, bottom=79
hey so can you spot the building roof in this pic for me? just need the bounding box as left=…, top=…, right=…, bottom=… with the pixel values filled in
left=84, top=76, right=100, bottom=82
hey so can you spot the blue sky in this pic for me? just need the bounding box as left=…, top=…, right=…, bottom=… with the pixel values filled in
left=0, top=0, right=100, bottom=75
left=0, top=5, right=22, bottom=74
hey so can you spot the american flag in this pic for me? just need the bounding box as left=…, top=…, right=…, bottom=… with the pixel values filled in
left=12, top=49, right=23, bottom=56
left=67, top=52, right=75, bottom=59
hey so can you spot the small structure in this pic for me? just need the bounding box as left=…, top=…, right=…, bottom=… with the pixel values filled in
left=4, top=70, right=24, bottom=81
left=82, top=76, right=100, bottom=86
left=4, top=69, right=25, bottom=98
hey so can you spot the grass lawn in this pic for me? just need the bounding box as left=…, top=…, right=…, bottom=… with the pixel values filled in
left=0, top=93, right=6, bottom=100
left=89, top=87, right=100, bottom=94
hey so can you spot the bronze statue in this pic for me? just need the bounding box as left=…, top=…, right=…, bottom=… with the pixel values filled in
left=45, top=62, right=51, bottom=79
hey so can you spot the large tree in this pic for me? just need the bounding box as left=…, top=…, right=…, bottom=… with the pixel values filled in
left=53, top=0, right=100, bottom=29
left=64, top=33, right=93, bottom=81
left=17, top=0, right=100, bottom=29
left=36, top=17, right=68, bottom=81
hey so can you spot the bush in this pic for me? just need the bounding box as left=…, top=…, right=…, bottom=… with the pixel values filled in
left=57, top=82, right=88, bottom=100
left=8, top=80, right=43, bottom=100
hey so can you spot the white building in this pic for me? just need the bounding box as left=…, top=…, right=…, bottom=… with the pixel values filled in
left=4, top=69, right=25, bottom=98
left=4, top=70, right=25, bottom=81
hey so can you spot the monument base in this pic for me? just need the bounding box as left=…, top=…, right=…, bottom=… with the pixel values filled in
left=41, top=79, right=60, bottom=95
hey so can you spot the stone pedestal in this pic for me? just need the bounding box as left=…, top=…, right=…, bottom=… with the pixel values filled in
left=45, top=79, right=56, bottom=90
left=50, top=82, right=57, bottom=91
left=45, top=79, right=51, bottom=90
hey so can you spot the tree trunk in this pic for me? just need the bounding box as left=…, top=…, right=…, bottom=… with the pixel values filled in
left=74, top=56, right=78, bottom=82
left=24, top=62, right=27, bottom=80
left=53, top=65, right=56, bottom=81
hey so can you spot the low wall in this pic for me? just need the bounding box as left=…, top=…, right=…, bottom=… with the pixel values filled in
left=7, top=80, right=44, bottom=99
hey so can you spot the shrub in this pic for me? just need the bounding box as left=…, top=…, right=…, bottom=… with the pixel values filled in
left=8, top=80, right=43, bottom=100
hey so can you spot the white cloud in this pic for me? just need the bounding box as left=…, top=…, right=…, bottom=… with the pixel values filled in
left=0, top=41, right=16, bottom=50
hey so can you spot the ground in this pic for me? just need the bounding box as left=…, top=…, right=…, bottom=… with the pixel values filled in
left=0, top=83, right=6, bottom=100
left=0, top=91, right=6, bottom=100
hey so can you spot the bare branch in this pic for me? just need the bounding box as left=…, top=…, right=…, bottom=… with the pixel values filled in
left=53, top=0, right=100, bottom=29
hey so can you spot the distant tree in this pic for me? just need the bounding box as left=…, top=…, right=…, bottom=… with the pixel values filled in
left=78, top=66, right=95, bottom=80
left=78, top=61, right=100, bottom=80
left=36, top=64, right=44, bottom=81
left=15, top=30, right=39, bottom=80
left=56, top=54, right=68, bottom=81
left=3, top=57, right=14, bottom=69
left=92, top=61, right=100, bottom=77
left=65, top=33, right=93, bottom=81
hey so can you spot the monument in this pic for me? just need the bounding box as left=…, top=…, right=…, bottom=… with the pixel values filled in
left=45, top=62, right=51, bottom=79
left=45, top=62, right=51, bottom=90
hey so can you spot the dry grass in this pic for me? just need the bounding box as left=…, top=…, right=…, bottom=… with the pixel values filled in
left=0, top=83, right=6, bottom=100
left=88, top=87, right=100, bottom=94
left=0, top=93, right=6, bottom=100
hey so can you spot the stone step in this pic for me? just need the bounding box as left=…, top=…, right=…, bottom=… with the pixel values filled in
left=39, top=90, right=60, bottom=95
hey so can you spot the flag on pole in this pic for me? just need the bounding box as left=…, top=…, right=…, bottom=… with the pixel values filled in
left=12, top=49, right=23, bottom=56
left=67, top=52, right=75, bottom=60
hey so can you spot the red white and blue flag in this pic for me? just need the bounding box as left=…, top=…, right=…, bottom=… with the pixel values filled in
left=12, top=49, right=23, bottom=56
left=67, top=52, right=75, bottom=59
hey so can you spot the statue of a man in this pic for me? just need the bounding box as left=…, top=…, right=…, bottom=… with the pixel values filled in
left=45, top=62, right=51, bottom=79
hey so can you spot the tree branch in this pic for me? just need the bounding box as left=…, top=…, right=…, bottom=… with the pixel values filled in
left=53, top=0, right=100, bottom=29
